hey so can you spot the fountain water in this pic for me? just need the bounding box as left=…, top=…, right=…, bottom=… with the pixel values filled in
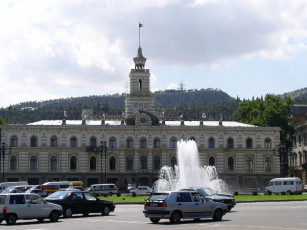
left=153, top=140, right=229, bottom=193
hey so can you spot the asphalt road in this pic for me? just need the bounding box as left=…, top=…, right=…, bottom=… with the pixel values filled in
left=4, top=201, right=307, bottom=230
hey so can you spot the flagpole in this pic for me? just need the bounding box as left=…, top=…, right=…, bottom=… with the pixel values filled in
left=139, top=22, right=140, bottom=47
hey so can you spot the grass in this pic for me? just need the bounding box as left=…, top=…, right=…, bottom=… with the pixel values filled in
left=98, top=194, right=307, bottom=203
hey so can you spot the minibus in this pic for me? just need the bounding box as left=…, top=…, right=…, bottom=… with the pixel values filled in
left=265, top=177, right=303, bottom=193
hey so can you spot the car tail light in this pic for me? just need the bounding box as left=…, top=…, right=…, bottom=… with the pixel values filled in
left=3, top=207, right=7, bottom=213
left=157, top=202, right=167, bottom=207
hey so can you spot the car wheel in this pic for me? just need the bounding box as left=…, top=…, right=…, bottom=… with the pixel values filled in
left=213, top=209, right=223, bottom=221
left=83, top=212, right=89, bottom=217
left=170, top=211, right=181, bottom=224
left=6, top=214, right=17, bottom=225
left=150, top=218, right=160, bottom=224
left=228, top=206, right=232, bottom=211
left=37, top=218, right=44, bottom=222
left=49, top=211, right=59, bottom=222
left=64, top=207, right=73, bottom=218
left=102, top=206, right=110, bottom=216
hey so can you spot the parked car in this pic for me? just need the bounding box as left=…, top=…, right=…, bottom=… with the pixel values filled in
left=0, top=181, right=28, bottom=193
left=84, top=184, right=118, bottom=195
left=44, top=190, right=115, bottom=218
left=0, top=193, right=62, bottom=225
left=127, top=184, right=137, bottom=192
left=180, top=187, right=236, bottom=211
left=1, top=187, right=23, bottom=194
left=130, top=186, right=152, bottom=194
left=143, top=191, right=228, bottom=224
left=25, top=188, right=47, bottom=198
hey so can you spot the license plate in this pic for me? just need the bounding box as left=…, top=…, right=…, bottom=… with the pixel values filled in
left=151, top=203, right=158, bottom=207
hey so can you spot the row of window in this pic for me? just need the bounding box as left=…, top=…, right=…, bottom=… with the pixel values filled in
left=9, top=155, right=273, bottom=172
left=9, top=135, right=273, bottom=149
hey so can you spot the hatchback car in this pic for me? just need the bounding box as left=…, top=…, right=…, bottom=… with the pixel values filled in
left=143, top=191, right=228, bottom=224
left=130, top=186, right=152, bottom=194
left=44, top=190, right=115, bottom=218
left=180, top=188, right=236, bottom=210
left=0, top=193, right=62, bottom=225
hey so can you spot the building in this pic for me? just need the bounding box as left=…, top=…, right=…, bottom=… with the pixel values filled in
left=0, top=44, right=281, bottom=190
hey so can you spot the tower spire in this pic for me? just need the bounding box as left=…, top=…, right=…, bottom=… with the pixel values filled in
left=139, top=22, right=143, bottom=48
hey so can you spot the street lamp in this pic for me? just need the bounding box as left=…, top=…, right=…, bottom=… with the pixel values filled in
left=96, top=141, right=113, bottom=184
left=273, top=143, right=287, bottom=177
left=0, top=142, right=11, bottom=182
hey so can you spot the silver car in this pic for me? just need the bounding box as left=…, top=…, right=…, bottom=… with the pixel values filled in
left=0, top=193, right=62, bottom=225
left=143, top=191, right=228, bottom=224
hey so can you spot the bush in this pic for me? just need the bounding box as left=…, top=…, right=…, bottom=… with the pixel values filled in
left=288, top=191, right=294, bottom=195
left=294, top=191, right=302, bottom=195
left=275, top=193, right=280, bottom=195
left=281, top=191, right=286, bottom=195
left=266, top=190, right=272, bottom=195
left=252, top=191, right=258, bottom=196
left=233, top=191, right=239, bottom=196
left=103, top=193, right=108, bottom=197
left=132, top=192, right=136, bottom=197
left=116, top=191, right=121, bottom=197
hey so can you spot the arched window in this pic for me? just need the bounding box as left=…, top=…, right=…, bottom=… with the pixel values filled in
left=209, top=138, right=215, bottom=149
left=30, top=156, right=37, bottom=170
left=171, top=156, right=177, bottom=169
left=50, top=156, right=57, bottom=170
left=247, top=157, right=253, bottom=171
left=90, top=156, right=96, bottom=170
left=31, top=136, right=38, bottom=147
left=153, top=155, right=161, bottom=170
left=70, top=156, right=77, bottom=170
left=227, top=138, right=234, bottom=149
left=170, top=137, right=177, bottom=148
left=140, top=156, right=147, bottom=170
left=209, top=156, right=215, bottom=166
left=109, top=137, right=116, bottom=148
left=71, top=137, right=77, bottom=148
left=90, top=137, right=96, bottom=148
left=10, top=155, right=17, bottom=170
left=10, top=136, right=17, bottom=147
left=246, top=138, right=253, bottom=149
left=265, top=157, right=272, bottom=171
left=126, top=155, right=133, bottom=170
left=126, top=138, right=133, bottom=148
left=140, top=138, right=147, bottom=149
left=110, top=156, right=116, bottom=170
left=51, top=136, right=57, bottom=147
left=265, top=138, right=272, bottom=149
left=190, top=137, right=196, bottom=142
left=228, top=157, right=234, bottom=170
left=154, top=138, right=160, bottom=148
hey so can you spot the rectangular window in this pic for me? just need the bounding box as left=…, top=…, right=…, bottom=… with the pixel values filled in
left=9, top=195, right=25, bottom=205
left=275, top=181, right=282, bottom=186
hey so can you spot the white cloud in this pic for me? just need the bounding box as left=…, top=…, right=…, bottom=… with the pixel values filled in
left=167, top=82, right=179, bottom=90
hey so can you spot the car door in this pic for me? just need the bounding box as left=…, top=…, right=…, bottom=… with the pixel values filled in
left=84, top=192, right=101, bottom=213
left=8, top=195, right=26, bottom=219
left=71, top=192, right=87, bottom=214
left=192, top=193, right=212, bottom=218
left=175, top=192, right=194, bottom=218
left=25, top=194, right=50, bottom=218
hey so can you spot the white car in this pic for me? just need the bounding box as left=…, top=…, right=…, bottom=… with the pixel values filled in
left=131, top=186, right=152, bottom=194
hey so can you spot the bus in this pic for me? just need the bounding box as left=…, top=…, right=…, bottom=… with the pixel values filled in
left=265, top=177, right=303, bottom=193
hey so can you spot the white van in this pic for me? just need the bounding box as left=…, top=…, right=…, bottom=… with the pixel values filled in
left=265, top=177, right=303, bottom=193
left=42, top=181, right=73, bottom=189
left=85, top=184, right=118, bottom=195
left=0, top=182, right=28, bottom=193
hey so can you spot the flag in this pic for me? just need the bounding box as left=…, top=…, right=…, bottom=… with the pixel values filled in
left=102, top=112, right=105, bottom=119
left=161, top=112, right=165, bottom=117
left=139, top=23, right=143, bottom=27
left=122, top=111, right=125, bottom=118
left=202, top=113, right=206, bottom=119
left=82, top=112, right=86, bottom=119
left=64, top=111, right=67, bottom=118
left=180, top=113, right=183, bottom=118
left=220, top=113, right=223, bottom=121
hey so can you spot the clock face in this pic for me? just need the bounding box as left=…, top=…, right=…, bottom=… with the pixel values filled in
left=140, top=117, right=146, bottom=123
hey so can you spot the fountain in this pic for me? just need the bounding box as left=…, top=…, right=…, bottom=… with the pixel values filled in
left=153, top=140, right=229, bottom=193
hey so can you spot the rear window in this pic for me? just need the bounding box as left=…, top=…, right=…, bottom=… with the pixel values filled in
left=0, top=195, right=6, bottom=205
left=148, top=193, right=169, bottom=201
left=9, top=195, right=25, bottom=205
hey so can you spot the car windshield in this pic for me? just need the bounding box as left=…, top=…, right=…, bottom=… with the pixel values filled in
left=202, top=188, right=216, bottom=196
left=47, top=191, right=70, bottom=199
left=148, top=193, right=169, bottom=201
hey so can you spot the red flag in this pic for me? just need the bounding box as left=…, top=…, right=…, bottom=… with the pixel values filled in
left=139, top=23, right=143, bottom=27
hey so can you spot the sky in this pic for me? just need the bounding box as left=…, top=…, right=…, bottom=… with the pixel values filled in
left=0, top=0, right=307, bottom=108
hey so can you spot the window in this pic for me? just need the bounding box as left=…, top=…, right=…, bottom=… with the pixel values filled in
left=227, top=138, right=234, bottom=149
left=110, top=137, right=116, bottom=148
left=51, top=136, right=57, bottom=147
left=246, top=138, right=252, bottom=149
left=110, top=156, right=116, bottom=170
left=153, top=155, right=161, bottom=170
left=170, top=137, right=177, bottom=148
left=209, top=157, right=215, bottom=166
left=190, top=137, right=196, bottom=142
left=247, top=157, right=253, bottom=171
left=228, top=157, right=234, bottom=170
left=31, top=136, right=38, bottom=147
left=9, top=195, right=25, bottom=205
left=10, top=155, right=17, bottom=170
left=176, top=192, right=192, bottom=202
left=50, top=156, right=57, bottom=170
left=70, top=156, right=77, bottom=170
left=126, top=138, right=133, bottom=148
left=140, top=156, right=147, bottom=170
left=90, top=156, right=96, bottom=170
left=209, top=138, right=215, bottom=149
left=71, top=137, right=77, bottom=148
left=30, top=156, right=37, bottom=170
left=126, top=155, right=133, bottom=170
left=298, top=135, right=302, bottom=146
left=171, top=156, right=177, bottom=169
left=140, top=138, right=147, bottom=149
left=10, top=136, right=17, bottom=147
left=304, top=133, right=307, bottom=146
left=154, top=138, right=160, bottom=148
left=90, top=137, right=96, bottom=148
left=265, top=138, right=271, bottom=149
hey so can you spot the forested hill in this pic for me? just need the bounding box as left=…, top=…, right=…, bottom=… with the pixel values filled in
left=281, top=87, right=307, bottom=104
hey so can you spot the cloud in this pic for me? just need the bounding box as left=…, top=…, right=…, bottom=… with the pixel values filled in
left=167, top=82, right=179, bottom=90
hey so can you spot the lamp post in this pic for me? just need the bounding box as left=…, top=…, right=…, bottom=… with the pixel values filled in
left=0, top=142, right=11, bottom=182
left=273, top=143, right=287, bottom=177
left=97, top=141, right=113, bottom=184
